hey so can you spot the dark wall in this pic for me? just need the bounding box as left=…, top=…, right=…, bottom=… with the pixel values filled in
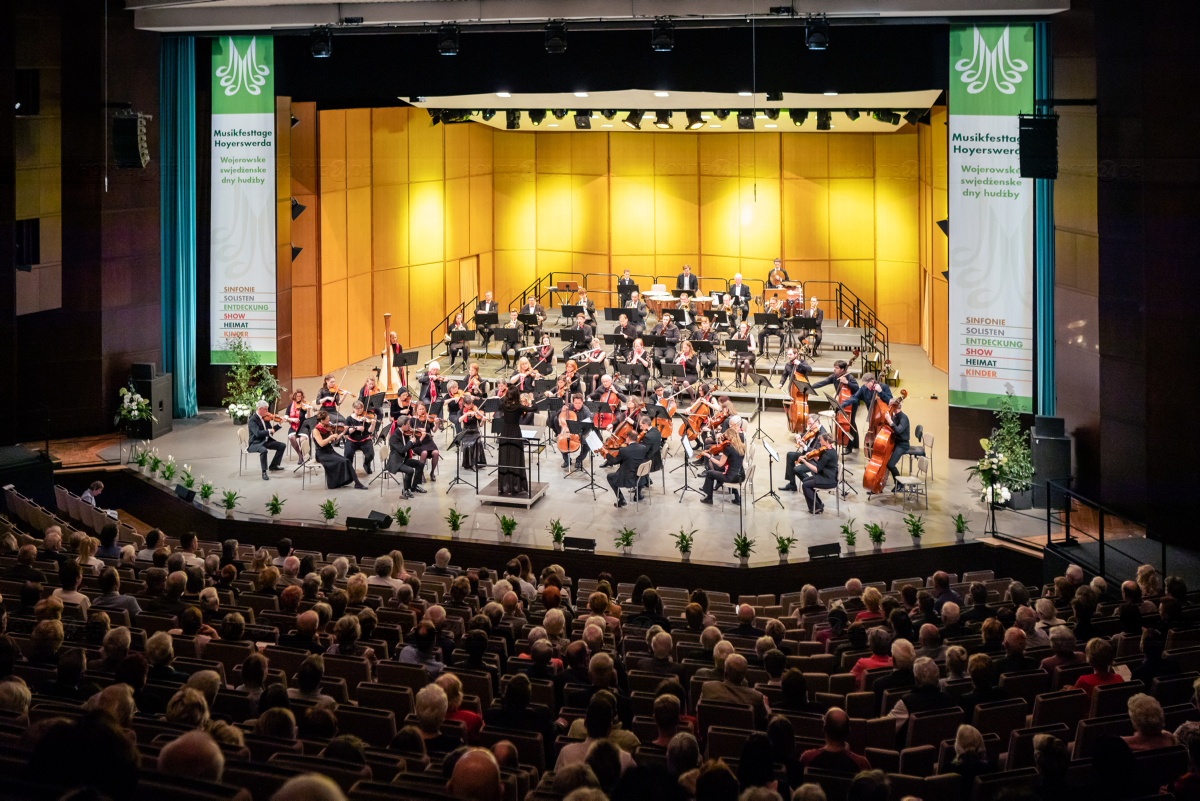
left=1095, top=1, right=1200, bottom=539
left=0, top=3, right=15, bottom=411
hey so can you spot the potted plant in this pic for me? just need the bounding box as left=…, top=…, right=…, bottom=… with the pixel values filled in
left=147, top=449, right=163, bottom=478
left=219, top=489, right=241, bottom=518
left=733, top=533, right=756, bottom=567
left=179, top=464, right=195, bottom=490
left=446, top=508, right=469, bottom=537
left=265, top=493, right=285, bottom=520
left=672, top=528, right=696, bottom=562
left=865, top=522, right=886, bottom=552
left=548, top=518, right=569, bottom=550
left=131, top=443, right=151, bottom=473
left=199, top=479, right=216, bottom=504
left=393, top=505, right=412, bottom=529
left=221, top=339, right=286, bottom=424
left=114, top=383, right=157, bottom=441
left=319, top=498, right=340, bottom=523
left=841, top=517, right=858, bottom=555
left=614, top=526, right=637, bottom=556
left=966, top=389, right=1034, bottom=512
left=774, top=529, right=798, bottom=564
left=952, top=513, right=971, bottom=543
left=496, top=514, right=518, bottom=540
left=904, top=513, right=925, bottom=545
left=158, top=455, right=178, bottom=484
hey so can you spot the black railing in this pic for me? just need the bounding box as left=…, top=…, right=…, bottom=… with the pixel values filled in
left=799, top=280, right=890, bottom=363
left=1044, top=479, right=1166, bottom=586
left=428, top=294, right=477, bottom=363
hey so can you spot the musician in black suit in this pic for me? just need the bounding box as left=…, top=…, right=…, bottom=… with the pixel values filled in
left=638, top=414, right=664, bottom=484
left=576, top=288, right=597, bottom=326
left=520, top=295, right=546, bottom=342
left=767, top=257, right=791, bottom=285
left=803, top=296, right=824, bottom=351
left=603, top=438, right=649, bottom=507
left=385, top=418, right=424, bottom=498
left=501, top=310, right=522, bottom=369
left=563, top=314, right=593, bottom=360
left=727, top=274, right=752, bottom=322
left=882, top=400, right=911, bottom=492
left=418, top=362, right=449, bottom=405
left=625, top=292, right=649, bottom=332
left=812, top=361, right=861, bottom=452
left=799, top=433, right=839, bottom=514
left=475, top=291, right=499, bottom=349
left=617, top=269, right=637, bottom=305
left=650, top=316, right=679, bottom=376
left=247, top=402, right=286, bottom=480
left=675, top=264, right=699, bottom=293
left=780, top=414, right=826, bottom=492
left=610, top=314, right=637, bottom=369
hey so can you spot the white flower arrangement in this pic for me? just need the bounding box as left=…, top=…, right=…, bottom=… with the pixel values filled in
left=115, top=383, right=156, bottom=428
left=227, top=402, right=255, bottom=421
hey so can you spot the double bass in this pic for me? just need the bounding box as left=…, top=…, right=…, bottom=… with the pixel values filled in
left=862, top=390, right=907, bottom=494
left=832, top=348, right=861, bottom=446
left=556, top=404, right=580, bottom=454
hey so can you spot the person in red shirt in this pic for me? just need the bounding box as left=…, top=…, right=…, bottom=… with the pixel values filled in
left=798, top=708, right=872, bottom=774
left=851, top=627, right=894, bottom=689
left=1070, top=637, right=1124, bottom=697
left=436, top=673, right=482, bottom=744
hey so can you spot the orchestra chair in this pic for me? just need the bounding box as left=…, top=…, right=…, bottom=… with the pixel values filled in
left=633, top=461, right=654, bottom=509
left=299, top=438, right=324, bottom=490
left=906, top=430, right=934, bottom=477
left=895, top=457, right=929, bottom=510
left=236, top=427, right=255, bottom=477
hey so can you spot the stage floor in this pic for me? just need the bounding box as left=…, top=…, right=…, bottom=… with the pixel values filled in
left=98, top=344, right=1046, bottom=566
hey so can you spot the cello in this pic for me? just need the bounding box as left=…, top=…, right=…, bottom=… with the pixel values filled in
left=833, top=348, right=861, bottom=446
left=593, top=388, right=620, bottom=430
left=677, top=397, right=710, bottom=442
left=599, top=418, right=636, bottom=459
left=556, top=404, right=580, bottom=455
left=862, top=390, right=907, bottom=494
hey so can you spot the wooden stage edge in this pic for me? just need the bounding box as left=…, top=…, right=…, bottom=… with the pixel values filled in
left=53, top=468, right=1048, bottom=597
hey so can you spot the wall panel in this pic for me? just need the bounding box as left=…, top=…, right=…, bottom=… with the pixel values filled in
left=610, top=176, right=656, bottom=255
left=408, top=261, right=446, bottom=348
left=699, top=175, right=740, bottom=257
left=346, top=108, right=372, bottom=189
left=571, top=175, right=608, bottom=255
left=320, top=279, right=348, bottom=373
left=346, top=186, right=372, bottom=276
left=537, top=134, right=572, bottom=174
left=493, top=172, right=536, bottom=251
left=571, top=133, right=607, bottom=175
left=319, top=189, right=347, bottom=283
left=782, top=178, right=830, bottom=261
left=610, top=133, right=654, bottom=176
left=830, top=259, right=876, bottom=310
left=371, top=107, right=408, bottom=186
left=494, top=250, right=536, bottom=307
left=738, top=177, right=781, bottom=259
left=654, top=175, right=699, bottom=256
left=536, top=173, right=573, bottom=252
left=408, top=116, right=444, bottom=183
left=408, top=181, right=445, bottom=266
left=470, top=174, right=493, bottom=256
left=372, top=267, right=409, bottom=348
left=444, top=123, right=471, bottom=181
left=828, top=134, right=874, bottom=178
left=876, top=260, right=920, bottom=345
left=828, top=179, right=875, bottom=260
left=494, top=132, right=535, bottom=173
left=783, top=135, right=828, bottom=179
left=347, top=272, right=373, bottom=362
left=372, top=184, right=409, bottom=270
left=444, top=176, right=471, bottom=261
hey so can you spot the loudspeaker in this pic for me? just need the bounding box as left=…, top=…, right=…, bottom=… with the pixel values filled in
left=1034, top=415, right=1065, bottom=438
left=367, top=510, right=392, bottom=529
left=174, top=484, right=196, bottom=503
left=808, top=543, right=841, bottom=560
left=562, top=536, right=596, bottom=553
left=1019, top=115, right=1058, bottom=179
left=346, top=516, right=380, bottom=530
left=131, top=363, right=156, bottom=380
left=113, top=113, right=150, bottom=169
left=1031, top=419, right=1071, bottom=509
left=130, top=373, right=173, bottom=440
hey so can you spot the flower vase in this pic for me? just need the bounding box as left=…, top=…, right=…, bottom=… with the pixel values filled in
left=911, top=537, right=922, bottom=548
left=553, top=541, right=563, bottom=551
left=955, top=531, right=965, bottom=544
left=872, top=543, right=882, bottom=553
left=845, top=544, right=855, bottom=555
left=622, top=545, right=632, bottom=556
left=680, top=552, right=690, bottom=563
left=224, top=509, right=234, bottom=519
left=738, top=556, right=749, bottom=568
left=779, top=554, right=789, bottom=564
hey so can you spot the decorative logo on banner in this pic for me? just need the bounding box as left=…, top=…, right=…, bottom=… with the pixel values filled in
left=210, top=36, right=277, bottom=366
left=947, top=25, right=1035, bottom=412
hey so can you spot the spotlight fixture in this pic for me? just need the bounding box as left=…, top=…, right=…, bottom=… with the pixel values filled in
left=290, top=114, right=301, bottom=128
left=714, top=109, right=730, bottom=121
left=528, top=109, right=547, bottom=126
left=766, top=91, right=783, bottom=102
left=936, top=219, right=949, bottom=237
left=685, top=110, right=705, bottom=130
left=505, top=110, right=521, bottom=129
left=764, top=108, right=780, bottom=121
left=552, top=109, right=568, bottom=120
left=737, top=110, right=755, bottom=130
left=574, top=111, right=592, bottom=129
left=437, top=25, right=460, bottom=56
left=872, top=110, right=901, bottom=125
left=788, top=109, right=809, bottom=126
left=600, top=110, right=617, bottom=120
left=903, top=109, right=923, bottom=125
left=805, top=16, right=830, bottom=50
left=544, top=22, right=568, bottom=54
left=481, top=109, right=496, bottom=121
left=816, top=110, right=832, bottom=131
left=310, top=28, right=333, bottom=58
left=428, top=109, right=442, bottom=126
left=290, top=197, right=306, bottom=220
left=844, top=109, right=860, bottom=121
left=651, top=18, right=675, bottom=52
left=623, top=110, right=645, bottom=130
left=654, top=111, right=673, bottom=129
left=291, top=245, right=303, bottom=261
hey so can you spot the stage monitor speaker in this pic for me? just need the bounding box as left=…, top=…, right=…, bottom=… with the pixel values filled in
left=131, top=363, right=156, bottom=380
left=131, top=373, right=173, bottom=440
left=113, top=113, right=151, bottom=169
left=1019, top=115, right=1058, bottom=179
left=1034, top=415, right=1065, bottom=438
left=346, top=516, right=380, bottom=530
left=367, top=510, right=392, bottom=529
left=174, top=484, right=196, bottom=503
left=563, top=536, right=596, bottom=553
left=1031, top=421, right=1071, bottom=509
left=808, top=542, right=841, bottom=560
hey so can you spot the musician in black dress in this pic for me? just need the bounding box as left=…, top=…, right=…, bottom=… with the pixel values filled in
left=385, top=417, right=423, bottom=498
left=563, top=314, right=591, bottom=360
left=459, top=396, right=487, bottom=471
left=248, top=401, right=286, bottom=480
left=626, top=339, right=652, bottom=396
left=558, top=393, right=593, bottom=471
left=651, top=316, right=679, bottom=378
left=445, top=383, right=465, bottom=434
left=412, top=402, right=442, bottom=481
left=498, top=389, right=536, bottom=495
left=673, top=341, right=700, bottom=389
left=475, top=291, right=498, bottom=350
left=727, top=274, right=752, bottom=323
left=445, top=312, right=470, bottom=369
left=316, top=374, right=349, bottom=421
left=283, top=390, right=310, bottom=463
left=699, top=429, right=746, bottom=506
left=533, top=335, right=556, bottom=376
left=312, top=411, right=368, bottom=490
left=382, top=331, right=408, bottom=388
left=418, top=362, right=448, bottom=406
left=811, top=360, right=860, bottom=452
left=799, top=432, right=838, bottom=513
left=730, top=321, right=757, bottom=387
left=343, top=401, right=377, bottom=475
left=676, top=264, right=699, bottom=293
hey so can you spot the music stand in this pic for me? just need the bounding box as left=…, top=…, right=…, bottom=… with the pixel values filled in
left=618, top=282, right=639, bottom=305
left=658, top=362, right=685, bottom=396
left=559, top=328, right=588, bottom=355
left=561, top=304, right=583, bottom=323
left=566, top=420, right=603, bottom=498
left=580, top=360, right=606, bottom=392
left=689, top=338, right=721, bottom=387
left=754, top=440, right=784, bottom=508
left=724, top=337, right=749, bottom=386
left=746, top=371, right=775, bottom=443
left=494, top=327, right=521, bottom=375
left=674, top=431, right=706, bottom=501
left=603, top=307, right=623, bottom=322
left=448, top=329, right=475, bottom=369
left=822, top=391, right=859, bottom=498
left=753, top=312, right=782, bottom=357
left=444, top=428, right=477, bottom=493
left=710, top=309, right=730, bottom=327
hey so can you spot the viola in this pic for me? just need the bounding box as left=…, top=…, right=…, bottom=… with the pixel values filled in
left=862, top=389, right=907, bottom=494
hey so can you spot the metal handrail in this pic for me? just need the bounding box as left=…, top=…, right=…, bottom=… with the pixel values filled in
left=429, top=296, right=475, bottom=361
left=1044, top=479, right=1165, bottom=583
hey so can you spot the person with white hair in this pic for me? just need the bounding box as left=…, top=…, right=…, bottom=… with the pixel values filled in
left=1016, top=605, right=1050, bottom=646
left=369, top=556, right=404, bottom=589
left=1034, top=598, right=1066, bottom=634
left=279, top=556, right=302, bottom=587
left=428, top=548, right=458, bottom=577
left=949, top=724, right=993, bottom=787
left=1065, top=564, right=1085, bottom=587
left=158, top=730, right=225, bottom=782
left=889, top=657, right=955, bottom=735
left=695, top=640, right=736, bottom=682
left=272, top=773, right=348, bottom=801
left=416, top=683, right=462, bottom=753
left=1039, top=626, right=1084, bottom=673
left=1124, top=694, right=1177, bottom=751
left=0, top=678, right=32, bottom=719
left=872, top=639, right=916, bottom=713
left=939, top=602, right=964, bottom=638
left=639, top=631, right=684, bottom=679
left=100, top=626, right=131, bottom=671
left=248, top=399, right=287, bottom=480
left=851, top=627, right=894, bottom=688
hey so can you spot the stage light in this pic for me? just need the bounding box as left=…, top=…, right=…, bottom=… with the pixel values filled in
left=496, top=92, right=511, bottom=98
left=529, top=109, right=547, bottom=126
left=574, top=111, right=592, bottom=129
left=714, top=109, right=730, bottom=120
left=653, top=91, right=670, bottom=98
left=806, top=16, right=830, bottom=50
left=737, top=110, right=754, bottom=130
left=872, top=110, right=901, bottom=125
left=685, top=110, right=705, bottom=130
left=766, top=91, right=783, bottom=102
left=505, top=110, right=520, bottom=129
left=544, top=22, right=568, bottom=54
left=290, top=198, right=306, bottom=220
left=738, top=91, right=753, bottom=97
left=654, top=110, right=673, bottom=129
left=844, top=109, right=860, bottom=121
left=291, top=245, right=303, bottom=261
left=816, top=110, right=832, bottom=131
left=623, top=110, right=644, bottom=130
left=428, top=109, right=442, bottom=126
left=310, top=28, right=332, bottom=58
left=552, top=109, right=568, bottom=120
left=437, top=25, right=460, bottom=55
left=651, top=18, right=675, bottom=52
left=600, top=110, right=617, bottom=120
left=903, top=109, right=923, bottom=125
left=788, top=109, right=808, bottom=126
left=574, top=91, right=589, bottom=98
left=481, top=109, right=496, bottom=121
left=764, top=108, right=780, bottom=121
left=823, top=91, right=838, bottom=96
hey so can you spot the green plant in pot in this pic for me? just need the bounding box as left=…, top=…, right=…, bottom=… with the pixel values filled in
left=446, top=508, right=469, bottom=536
left=672, top=528, right=697, bottom=562
left=841, top=517, right=859, bottom=554
left=199, top=479, right=215, bottom=503
left=159, top=455, right=178, bottom=483
left=496, top=514, right=518, bottom=539
left=393, top=505, right=412, bottom=528
left=952, top=513, right=971, bottom=542
left=147, top=449, right=163, bottom=477
left=221, top=338, right=286, bottom=423
left=904, top=513, right=924, bottom=544
left=965, top=389, right=1034, bottom=511
left=319, top=499, right=339, bottom=523
left=773, top=528, right=798, bottom=563
left=131, top=443, right=151, bottom=470
left=179, top=465, right=195, bottom=490
left=865, top=522, right=886, bottom=550
left=614, top=526, right=637, bottom=555
left=219, top=490, right=241, bottom=517
left=548, top=518, right=570, bottom=550
left=732, top=533, right=756, bottom=566
left=265, top=493, right=285, bottom=519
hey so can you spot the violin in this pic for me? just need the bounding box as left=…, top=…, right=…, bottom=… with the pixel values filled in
left=705, top=439, right=731, bottom=459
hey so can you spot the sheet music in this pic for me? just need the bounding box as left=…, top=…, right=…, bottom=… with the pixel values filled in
left=682, top=438, right=694, bottom=459
left=584, top=431, right=604, bottom=453
left=763, top=442, right=780, bottom=462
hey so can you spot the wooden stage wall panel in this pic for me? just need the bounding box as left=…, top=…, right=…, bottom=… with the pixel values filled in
left=289, top=102, right=320, bottom=379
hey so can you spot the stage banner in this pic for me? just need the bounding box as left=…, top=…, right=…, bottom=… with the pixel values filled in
left=948, top=24, right=1034, bottom=412
left=210, top=35, right=276, bottom=365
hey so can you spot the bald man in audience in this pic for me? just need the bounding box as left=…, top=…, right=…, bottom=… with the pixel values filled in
left=995, top=627, right=1039, bottom=675
left=158, top=730, right=225, bottom=783
left=699, top=654, right=769, bottom=728
left=491, top=740, right=520, bottom=771
left=272, top=774, right=348, bottom=801
left=278, top=610, right=326, bottom=654
left=724, top=604, right=766, bottom=639
left=448, top=748, right=504, bottom=801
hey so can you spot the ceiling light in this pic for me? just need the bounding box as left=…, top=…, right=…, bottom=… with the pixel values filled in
left=552, top=109, right=568, bottom=120
left=602, top=124, right=613, bottom=128
left=437, top=25, right=460, bottom=56
left=575, top=111, right=592, bottom=129
left=823, top=91, right=838, bottom=97
left=764, top=108, right=780, bottom=121
left=806, top=16, right=830, bottom=50
left=872, top=110, right=901, bottom=125
left=623, top=110, right=645, bottom=130
left=816, top=110, right=832, bottom=131
left=737, top=110, right=755, bottom=130
left=574, top=91, right=589, bottom=98
left=651, top=18, right=675, bottom=52
left=310, top=28, right=332, bottom=58
left=544, top=22, right=568, bottom=54
left=710, top=124, right=722, bottom=128
left=481, top=109, right=496, bottom=121
left=685, top=110, right=704, bottom=130
left=601, top=109, right=617, bottom=120
left=496, top=92, right=511, bottom=98
left=548, top=124, right=558, bottom=128
left=737, top=91, right=753, bottom=97
left=529, top=109, right=547, bottom=126
left=714, top=110, right=730, bottom=120
left=845, top=109, right=860, bottom=121
left=766, top=91, right=783, bottom=102
left=505, top=110, right=520, bottom=129
left=788, top=109, right=809, bottom=126
left=765, top=124, right=778, bottom=128
left=653, top=91, right=670, bottom=98
left=654, top=111, right=673, bottom=129
left=903, top=109, right=923, bottom=125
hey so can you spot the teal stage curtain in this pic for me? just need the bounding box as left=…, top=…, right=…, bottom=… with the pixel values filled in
left=160, top=35, right=198, bottom=418
left=1034, top=22, right=1056, bottom=416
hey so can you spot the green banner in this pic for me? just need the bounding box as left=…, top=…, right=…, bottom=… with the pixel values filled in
left=949, top=25, right=1034, bottom=117
left=212, top=36, right=274, bottom=114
